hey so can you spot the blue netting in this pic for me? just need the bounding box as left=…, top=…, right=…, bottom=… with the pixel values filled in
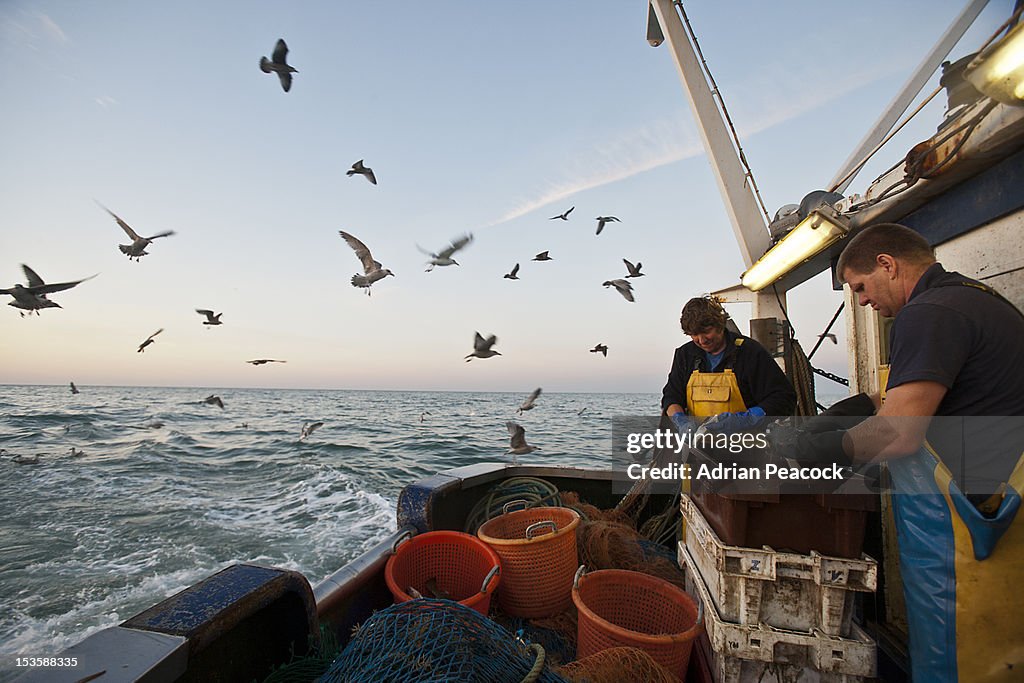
left=317, top=598, right=570, bottom=683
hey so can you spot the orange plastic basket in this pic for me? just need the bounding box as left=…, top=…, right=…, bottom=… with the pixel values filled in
left=573, top=567, right=704, bottom=678
left=477, top=505, right=580, bottom=618
left=385, top=530, right=501, bottom=616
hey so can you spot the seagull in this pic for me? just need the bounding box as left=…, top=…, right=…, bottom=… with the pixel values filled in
left=818, top=333, right=838, bottom=344
left=505, top=421, right=539, bottom=464
left=532, top=251, right=552, bottom=262
left=246, top=359, right=287, bottom=365
left=299, top=421, right=323, bottom=441
left=195, top=309, right=223, bottom=326
left=595, top=216, right=620, bottom=235
left=347, top=160, right=377, bottom=185
left=517, top=387, right=542, bottom=415
left=420, top=410, right=431, bottom=422
left=11, top=454, right=40, bottom=465
left=465, top=332, right=501, bottom=362
left=69, top=447, right=84, bottom=457
left=201, top=395, right=225, bottom=409
left=602, top=279, right=635, bottom=302
left=549, top=206, right=574, bottom=221
left=623, top=259, right=645, bottom=278
left=260, top=38, right=298, bottom=92
left=339, top=230, right=394, bottom=294
left=1, top=264, right=96, bottom=316
left=70, top=382, right=79, bottom=394
left=503, top=264, right=520, bottom=280
left=97, top=203, right=175, bottom=261
left=419, top=233, right=473, bottom=271
left=137, top=328, right=164, bottom=353
left=577, top=407, right=587, bottom=416
left=590, top=343, right=608, bottom=357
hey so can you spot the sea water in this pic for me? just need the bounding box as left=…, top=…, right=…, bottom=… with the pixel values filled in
left=0, top=384, right=661, bottom=670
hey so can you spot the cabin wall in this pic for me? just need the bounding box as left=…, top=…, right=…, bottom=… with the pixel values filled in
left=934, top=209, right=1024, bottom=309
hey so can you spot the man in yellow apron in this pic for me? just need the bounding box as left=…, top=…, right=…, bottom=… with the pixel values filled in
left=795, top=223, right=1024, bottom=682
left=661, top=296, right=796, bottom=428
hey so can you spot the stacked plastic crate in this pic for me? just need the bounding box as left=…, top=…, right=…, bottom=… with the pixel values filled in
left=678, top=493, right=879, bottom=682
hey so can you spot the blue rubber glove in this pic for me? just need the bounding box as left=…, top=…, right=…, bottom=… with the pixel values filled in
left=706, top=406, right=766, bottom=433
left=669, top=412, right=689, bottom=434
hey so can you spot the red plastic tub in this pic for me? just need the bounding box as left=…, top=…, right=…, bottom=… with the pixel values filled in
left=385, top=530, right=500, bottom=615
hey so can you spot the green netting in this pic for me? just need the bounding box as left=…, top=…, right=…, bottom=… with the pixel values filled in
left=316, top=598, right=570, bottom=683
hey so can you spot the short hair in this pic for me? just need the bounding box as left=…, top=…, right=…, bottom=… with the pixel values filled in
left=836, top=223, right=935, bottom=281
left=680, top=297, right=727, bottom=335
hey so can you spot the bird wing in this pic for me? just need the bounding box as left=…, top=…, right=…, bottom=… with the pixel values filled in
left=149, top=328, right=164, bottom=341
left=535, top=251, right=548, bottom=259
left=506, top=421, right=527, bottom=448
left=480, top=334, right=497, bottom=352
left=272, top=39, right=289, bottom=65
left=100, top=205, right=141, bottom=240
left=437, top=233, right=473, bottom=259
left=145, top=231, right=175, bottom=240
left=523, top=387, right=542, bottom=406
left=565, top=206, right=575, bottom=217
left=623, top=259, right=636, bottom=273
left=278, top=71, right=292, bottom=92
left=196, top=309, right=215, bottom=321
left=510, top=263, right=519, bottom=276
left=31, top=273, right=97, bottom=294
left=339, top=231, right=379, bottom=274
left=351, top=160, right=365, bottom=172
left=21, top=265, right=45, bottom=288
left=472, top=331, right=486, bottom=352
left=364, top=167, right=377, bottom=185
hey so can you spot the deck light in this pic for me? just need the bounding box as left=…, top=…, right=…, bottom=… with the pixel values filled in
left=964, top=20, right=1024, bottom=105
left=740, top=209, right=849, bottom=291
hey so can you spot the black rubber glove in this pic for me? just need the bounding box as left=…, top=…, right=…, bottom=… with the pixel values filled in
left=792, top=429, right=852, bottom=466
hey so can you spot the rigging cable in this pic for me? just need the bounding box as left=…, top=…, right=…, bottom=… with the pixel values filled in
left=675, top=1, right=771, bottom=224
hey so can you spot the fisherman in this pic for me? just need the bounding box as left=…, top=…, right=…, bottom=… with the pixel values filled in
left=794, top=223, right=1024, bottom=682
left=661, top=296, right=796, bottom=432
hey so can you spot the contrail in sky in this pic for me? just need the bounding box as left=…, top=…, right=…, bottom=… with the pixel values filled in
left=485, top=62, right=910, bottom=229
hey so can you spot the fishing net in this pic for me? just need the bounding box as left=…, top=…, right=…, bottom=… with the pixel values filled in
left=317, top=598, right=569, bottom=683
left=494, top=610, right=579, bottom=668
left=556, top=646, right=682, bottom=683
left=263, top=625, right=340, bottom=683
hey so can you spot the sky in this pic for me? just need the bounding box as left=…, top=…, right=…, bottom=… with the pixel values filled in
left=0, top=0, right=1012, bottom=393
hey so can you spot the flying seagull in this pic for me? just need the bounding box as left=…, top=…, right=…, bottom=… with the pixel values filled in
left=299, top=421, right=323, bottom=441
left=505, top=421, right=539, bottom=464
left=503, top=263, right=520, bottom=280
left=247, top=359, right=287, bottom=365
left=602, top=279, right=635, bottom=302
left=137, top=328, right=163, bottom=353
left=70, top=381, right=79, bottom=394
left=347, top=160, right=377, bottom=185
left=260, top=38, right=298, bottom=92
left=590, top=343, right=608, bottom=357
left=595, top=216, right=620, bottom=235
left=532, top=251, right=552, bottom=262
left=549, top=206, right=574, bottom=221
left=339, top=230, right=394, bottom=294
left=201, top=395, right=225, bottom=409
left=818, top=333, right=838, bottom=344
left=419, top=233, right=473, bottom=271
left=465, top=332, right=501, bottom=362
left=517, top=387, right=542, bottom=415
left=97, top=203, right=175, bottom=261
left=623, top=259, right=645, bottom=278
left=195, top=309, right=223, bottom=326
left=1, top=264, right=95, bottom=316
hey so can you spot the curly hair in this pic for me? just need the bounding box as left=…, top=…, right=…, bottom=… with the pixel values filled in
left=680, top=297, right=727, bottom=335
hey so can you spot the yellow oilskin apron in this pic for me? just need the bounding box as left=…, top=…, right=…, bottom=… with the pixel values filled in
left=888, top=443, right=1024, bottom=681
left=684, top=339, right=748, bottom=418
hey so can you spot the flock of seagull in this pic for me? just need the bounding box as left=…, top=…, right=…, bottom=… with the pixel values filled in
left=4, top=37, right=639, bottom=464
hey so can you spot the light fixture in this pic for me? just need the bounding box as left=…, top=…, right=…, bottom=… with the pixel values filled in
left=964, top=19, right=1024, bottom=106
left=740, top=208, right=849, bottom=291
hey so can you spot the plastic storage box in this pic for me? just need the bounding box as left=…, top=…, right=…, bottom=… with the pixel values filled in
left=679, top=495, right=877, bottom=636
left=681, top=544, right=877, bottom=683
